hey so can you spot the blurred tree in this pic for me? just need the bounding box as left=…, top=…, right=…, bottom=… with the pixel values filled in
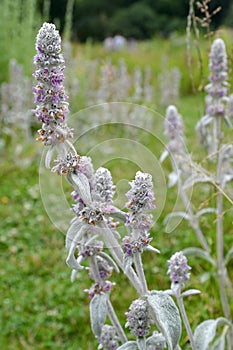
left=108, top=2, right=157, bottom=39
left=40, top=0, right=232, bottom=42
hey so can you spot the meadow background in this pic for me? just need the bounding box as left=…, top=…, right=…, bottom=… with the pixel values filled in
left=0, top=0, right=233, bottom=349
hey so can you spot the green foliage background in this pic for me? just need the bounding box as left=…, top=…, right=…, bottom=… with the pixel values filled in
left=0, top=1, right=233, bottom=349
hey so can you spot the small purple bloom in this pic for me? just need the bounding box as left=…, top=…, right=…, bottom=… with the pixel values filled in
left=167, top=251, right=191, bottom=289
left=98, top=325, right=119, bottom=350
left=126, top=171, right=155, bottom=214
left=51, top=153, right=81, bottom=175
left=125, top=299, right=151, bottom=337
left=33, top=23, right=71, bottom=146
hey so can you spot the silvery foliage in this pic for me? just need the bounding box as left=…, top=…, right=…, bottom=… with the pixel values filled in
left=33, top=23, right=184, bottom=350
left=0, top=59, right=32, bottom=141
left=160, top=39, right=233, bottom=349
left=34, top=24, right=233, bottom=349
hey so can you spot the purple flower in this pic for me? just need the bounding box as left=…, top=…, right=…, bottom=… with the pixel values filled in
left=37, top=123, right=73, bottom=146
left=84, top=281, right=114, bottom=299
left=92, top=167, right=115, bottom=205
left=126, top=171, right=155, bottom=214
left=33, top=23, right=71, bottom=146
left=78, top=240, right=103, bottom=259
left=126, top=213, right=153, bottom=233
left=167, top=251, right=191, bottom=289
left=125, top=299, right=151, bottom=337
left=79, top=206, right=104, bottom=225
left=123, top=233, right=152, bottom=256
left=204, top=39, right=228, bottom=119
left=164, top=105, right=184, bottom=154
left=89, top=256, right=113, bottom=281
left=98, top=325, right=119, bottom=350
left=51, top=153, right=81, bottom=175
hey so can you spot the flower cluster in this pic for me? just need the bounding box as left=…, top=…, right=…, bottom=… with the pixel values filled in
left=196, top=38, right=230, bottom=154
left=167, top=251, right=191, bottom=289
left=206, top=38, right=228, bottom=113
left=123, top=172, right=156, bottom=259
left=123, top=234, right=152, bottom=256
left=98, top=325, right=119, bottom=350
left=79, top=206, right=104, bottom=225
left=125, top=299, right=151, bottom=337
left=164, top=105, right=184, bottom=154
left=126, top=171, right=155, bottom=214
left=78, top=239, right=103, bottom=259
left=37, top=123, right=73, bottom=145
left=126, top=213, right=153, bottom=234
left=92, top=167, right=115, bottom=204
left=51, top=153, right=81, bottom=175
left=33, top=23, right=72, bottom=146
left=89, top=256, right=113, bottom=281
left=85, top=281, right=114, bottom=299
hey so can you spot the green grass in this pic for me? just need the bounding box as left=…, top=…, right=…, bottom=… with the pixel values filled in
left=1, top=31, right=233, bottom=349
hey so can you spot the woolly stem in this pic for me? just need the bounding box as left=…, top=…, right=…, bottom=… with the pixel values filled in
left=100, top=222, right=144, bottom=295
left=176, top=295, right=196, bottom=350
left=88, top=256, right=101, bottom=283
left=134, top=252, right=148, bottom=295
left=106, top=299, right=128, bottom=344
left=215, top=117, right=232, bottom=350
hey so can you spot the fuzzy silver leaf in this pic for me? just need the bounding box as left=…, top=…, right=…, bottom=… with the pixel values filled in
left=182, top=247, right=216, bottom=266
left=70, top=172, right=92, bottom=206
left=181, top=289, right=201, bottom=297
left=66, top=224, right=89, bottom=270
left=123, top=254, right=133, bottom=273
left=164, top=212, right=190, bottom=225
left=45, top=147, right=54, bottom=169
left=137, top=336, right=146, bottom=350
left=183, top=173, right=213, bottom=190
left=146, top=331, right=166, bottom=348
left=65, top=218, right=88, bottom=251
left=194, top=318, right=232, bottom=350
left=99, top=251, right=120, bottom=273
left=146, top=291, right=181, bottom=350
left=212, top=335, right=225, bottom=350
left=117, top=341, right=138, bottom=350
left=196, top=208, right=217, bottom=218
left=90, top=293, right=107, bottom=337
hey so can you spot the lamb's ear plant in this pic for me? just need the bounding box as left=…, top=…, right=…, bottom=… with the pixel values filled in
left=161, top=38, right=233, bottom=349
left=33, top=23, right=233, bottom=349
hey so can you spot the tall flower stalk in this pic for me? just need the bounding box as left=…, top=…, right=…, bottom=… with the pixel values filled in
left=161, top=105, right=209, bottom=251
left=161, top=40, right=233, bottom=349
left=33, top=23, right=232, bottom=349
left=167, top=252, right=197, bottom=350
left=204, top=40, right=232, bottom=347
left=33, top=22, right=75, bottom=166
